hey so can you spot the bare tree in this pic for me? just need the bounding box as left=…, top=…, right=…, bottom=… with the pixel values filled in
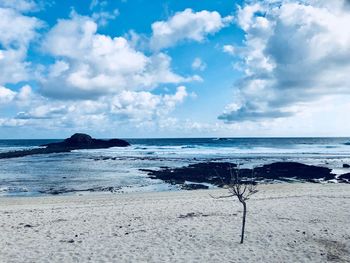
left=211, top=167, right=258, bottom=244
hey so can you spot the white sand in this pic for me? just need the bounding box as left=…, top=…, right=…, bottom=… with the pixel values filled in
left=0, top=183, right=349, bottom=263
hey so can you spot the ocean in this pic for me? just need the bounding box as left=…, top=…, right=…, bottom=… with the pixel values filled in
left=1, top=137, right=350, bottom=196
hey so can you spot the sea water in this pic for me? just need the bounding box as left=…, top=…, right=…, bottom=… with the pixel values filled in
left=1, top=137, right=350, bottom=196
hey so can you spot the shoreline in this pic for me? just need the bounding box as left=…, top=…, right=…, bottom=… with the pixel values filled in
left=1, top=159, right=350, bottom=197
left=2, top=137, right=350, bottom=197
left=1, top=183, right=349, bottom=262
left=0, top=179, right=346, bottom=199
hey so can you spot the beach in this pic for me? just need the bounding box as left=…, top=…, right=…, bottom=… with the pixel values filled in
left=1, top=0, right=350, bottom=262
left=0, top=183, right=349, bottom=263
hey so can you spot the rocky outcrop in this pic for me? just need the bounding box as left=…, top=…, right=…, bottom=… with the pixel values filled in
left=41, top=133, right=130, bottom=149
left=141, top=162, right=237, bottom=186
left=0, top=147, right=71, bottom=159
left=338, top=173, right=350, bottom=183
left=0, top=133, right=130, bottom=159
left=142, top=161, right=337, bottom=187
left=252, top=162, right=334, bottom=181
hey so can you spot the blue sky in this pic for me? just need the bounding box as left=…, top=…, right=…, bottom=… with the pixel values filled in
left=1, top=0, right=350, bottom=138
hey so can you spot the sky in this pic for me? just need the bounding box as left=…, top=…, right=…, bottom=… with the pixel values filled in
left=1, top=0, right=350, bottom=139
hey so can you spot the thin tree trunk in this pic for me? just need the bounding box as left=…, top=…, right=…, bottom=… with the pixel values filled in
left=240, top=201, right=247, bottom=244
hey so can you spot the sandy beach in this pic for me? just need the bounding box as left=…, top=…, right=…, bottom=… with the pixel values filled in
left=0, top=183, right=349, bottom=263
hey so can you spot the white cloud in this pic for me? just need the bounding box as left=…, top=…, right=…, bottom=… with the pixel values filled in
left=111, top=86, right=188, bottom=121
left=16, top=105, right=68, bottom=119
left=220, top=0, right=350, bottom=122
left=0, top=0, right=38, bottom=12
left=89, top=0, right=108, bottom=11
left=236, top=3, right=262, bottom=31
left=89, top=0, right=99, bottom=10
left=41, top=13, right=198, bottom=99
left=0, top=118, right=27, bottom=127
left=222, top=45, right=235, bottom=55
left=0, top=86, right=16, bottom=104
left=191, top=57, right=206, bottom=71
left=150, top=8, right=233, bottom=50
left=0, top=7, right=41, bottom=47
left=0, top=11, right=196, bottom=132
left=0, top=49, right=29, bottom=85
left=15, top=85, right=35, bottom=104
left=92, top=9, right=119, bottom=26
left=89, top=0, right=119, bottom=26
left=0, top=85, right=37, bottom=106
left=1, top=82, right=190, bottom=132
left=7, top=87, right=108, bottom=130
left=42, top=13, right=99, bottom=59
left=0, top=6, right=42, bottom=85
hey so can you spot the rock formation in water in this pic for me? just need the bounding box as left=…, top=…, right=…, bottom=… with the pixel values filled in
left=142, top=161, right=338, bottom=188
left=41, top=133, right=130, bottom=149
left=0, top=133, right=130, bottom=159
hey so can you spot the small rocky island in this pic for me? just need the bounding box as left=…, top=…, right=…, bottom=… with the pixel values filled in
left=0, top=133, right=130, bottom=159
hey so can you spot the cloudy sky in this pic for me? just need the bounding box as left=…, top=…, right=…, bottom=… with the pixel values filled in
left=0, top=0, right=350, bottom=138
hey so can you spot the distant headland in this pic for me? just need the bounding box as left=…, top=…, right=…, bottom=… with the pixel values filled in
left=0, top=133, right=130, bottom=159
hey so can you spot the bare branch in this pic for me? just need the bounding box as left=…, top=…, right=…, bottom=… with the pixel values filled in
left=210, top=165, right=259, bottom=243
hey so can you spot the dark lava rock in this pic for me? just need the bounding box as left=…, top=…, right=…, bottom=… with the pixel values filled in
left=143, top=161, right=335, bottom=187
left=41, top=133, right=130, bottom=149
left=0, top=133, right=130, bottom=159
left=343, top=164, right=350, bottom=168
left=338, top=173, right=350, bottom=183
left=253, top=162, right=334, bottom=181
left=0, top=147, right=71, bottom=159
left=142, top=162, right=237, bottom=186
